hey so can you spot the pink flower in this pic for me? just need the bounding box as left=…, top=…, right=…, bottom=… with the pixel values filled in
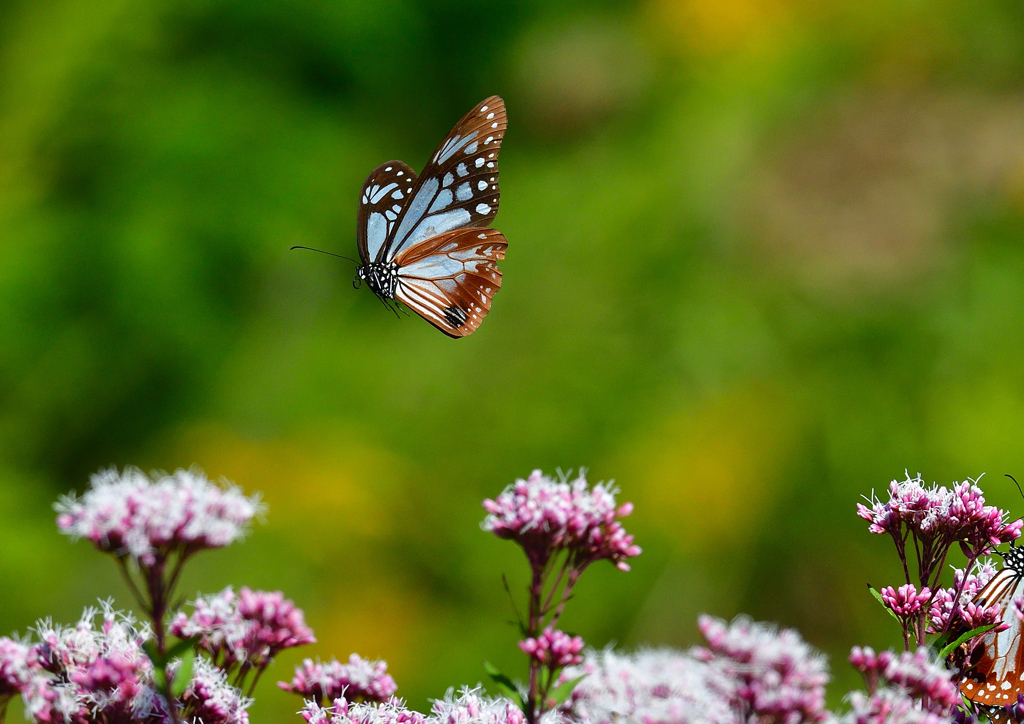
left=55, top=468, right=262, bottom=565
left=279, top=655, right=397, bottom=703
left=843, top=688, right=948, bottom=724
left=170, top=587, right=314, bottom=668
left=926, top=561, right=1004, bottom=634
left=519, top=629, right=584, bottom=668
left=301, top=698, right=427, bottom=724
left=25, top=604, right=155, bottom=724
left=848, top=648, right=957, bottom=715
left=696, top=615, right=829, bottom=724
left=561, top=647, right=736, bottom=724
left=879, top=585, right=930, bottom=619
left=0, top=637, right=33, bottom=698
left=857, top=474, right=1020, bottom=552
left=482, top=470, right=641, bottom=571
left=430, top=688, right=526, bottom=724
left=180, top=658, right=252, bottom=724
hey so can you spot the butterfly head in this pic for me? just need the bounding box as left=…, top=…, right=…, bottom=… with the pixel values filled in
left=356, top=261, right=399, bottom=299
left=998, top=544, right=1024, bottom=573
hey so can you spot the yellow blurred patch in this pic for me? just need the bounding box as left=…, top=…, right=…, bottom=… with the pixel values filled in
left=313, top=578, right=428, bottom=682
left=160, top=421, right=409, bottom=558
left=614, top=384, right=800, bottom=548
left=646, top=0, right=796, bottom=56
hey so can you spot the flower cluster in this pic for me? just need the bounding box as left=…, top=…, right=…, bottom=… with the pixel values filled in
left=0, top=638, right=32, bottom=701
left=857, top=474, right=1022, bottom=548
left=171, top=587, right=315, bottom=670
left=482, top=470, right=640, bottom=570
left=279, top=655, right=398, bottom=704
left=848, top=648, right=958, bottom=714
left=24, top=604, right=156, bottom=724
left=519, top=629, right=584, bottom=669
left=55, top=468, right=262, bottom=565
left=842, top=688, right=948, bottom=724
left=858, top=473, right=1020, bottom=648
left=696, top=615, right=830, bottom=724
left=179, top=658, right=252, bottom=724
left=927, top=565, right=1005, bottom=635
left=300, top=689, right=525, bottom=724
left=562, top=648, right=737, bottom=724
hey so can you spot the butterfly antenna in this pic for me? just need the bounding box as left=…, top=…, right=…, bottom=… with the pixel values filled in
left=290, top=245, right=359, bottom=265
left=1008, top=474, right=1024, bottom=501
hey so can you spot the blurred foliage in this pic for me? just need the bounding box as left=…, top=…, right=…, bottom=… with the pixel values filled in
left=3, top=0, right=1024, bottom=718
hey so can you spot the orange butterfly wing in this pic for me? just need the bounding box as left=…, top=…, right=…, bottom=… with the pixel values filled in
left=958, top=568, right=1024, bottom=720
left=392, top=227, right=507, bottom=338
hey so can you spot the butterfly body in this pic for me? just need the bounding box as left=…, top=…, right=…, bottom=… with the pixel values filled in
left=353, top=97, right=509, bottom=337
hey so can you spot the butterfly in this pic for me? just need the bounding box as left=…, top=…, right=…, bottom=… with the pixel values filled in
left=956, top=544, right=1024, bottom=721
left=352, top=96, right=508, bottom=337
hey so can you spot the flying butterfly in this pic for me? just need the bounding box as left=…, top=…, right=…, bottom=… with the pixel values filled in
left=955, top=542, right=1024, bottom=722
left=296, top=96, right=509, bottom=338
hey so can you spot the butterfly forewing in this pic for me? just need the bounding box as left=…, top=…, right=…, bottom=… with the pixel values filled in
left=383, top=96, right=507, bottom=261
left=356, top=160, right=419, bottom=264
left=393, top=227, right=507, bottom=337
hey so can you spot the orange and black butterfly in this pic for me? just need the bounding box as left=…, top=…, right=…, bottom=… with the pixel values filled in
left=351, top=96, right=508, bottom=337
left=957, top=545, right=1024, bottom=722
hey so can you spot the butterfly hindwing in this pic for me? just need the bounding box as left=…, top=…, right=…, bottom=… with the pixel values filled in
left=393, top=227, right=507, bottom=338
left=356, top=161, right=419, bottom=264
left=382, top=96, right=507, bottom=261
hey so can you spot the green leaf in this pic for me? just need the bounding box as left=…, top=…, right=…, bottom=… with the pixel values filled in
left=143, top=641, right=164, bottom=666
left=938, top=624, right=998, bottom=661
left=483, top=662, right=524, bottom=710
left=152, top=664, right=167, bottom=692
left=165, top=637, right=198, bottom=661
left=547, top=675, right=586, bottom=707
left=867, top=585, right=901, bottom=623
left=170, top=649, right=195, bottom=698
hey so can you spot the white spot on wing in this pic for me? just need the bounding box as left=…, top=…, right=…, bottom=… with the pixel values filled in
left=392, top=190, right=404, bottom=199
left=443, top=172, right=454, bottom=187
left=475, top=158, right=485, bottom=168
left=475, top=203, right=491, bottom=215
left=486, top=112, right=494, bottom=119
left=456, top=182, right=473, bottom=201
left=465, top=142, right=479, bottom=154
left=456, top=163, right=469, bottom=177
left=477, top=180, right=487, bottom=190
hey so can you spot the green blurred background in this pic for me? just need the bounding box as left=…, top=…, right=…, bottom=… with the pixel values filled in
left=3, top=0, right=1024, bottom=717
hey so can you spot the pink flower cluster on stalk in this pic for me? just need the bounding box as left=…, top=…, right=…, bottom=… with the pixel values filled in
left=857, top=473, right=1020, bottom=648
left=696, top=616, right=830, bottom=724
left=481, top=470, right=641, bottom=724
left=55, top=468, right=262, bottom=565
left=171, top=587, right=315, bottom=670
left=279, top=655, right=397, bottom=705
left=482, top=470, right=641, bottom=571
left=519, top=629, right=584, bottom=669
